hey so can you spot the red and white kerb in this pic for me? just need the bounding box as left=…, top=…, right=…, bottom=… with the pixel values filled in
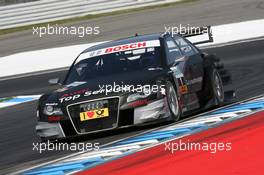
left=77, top=40, right=160, bottom=61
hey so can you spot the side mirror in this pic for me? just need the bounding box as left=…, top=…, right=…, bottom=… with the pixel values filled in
left=48, top=78, right=60, bottom=85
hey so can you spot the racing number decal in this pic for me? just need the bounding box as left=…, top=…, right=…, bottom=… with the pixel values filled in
left=80, top=108, right=109, bottom=121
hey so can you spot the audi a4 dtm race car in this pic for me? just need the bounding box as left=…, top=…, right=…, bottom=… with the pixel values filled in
left=36, top=28, right=235, bottom=141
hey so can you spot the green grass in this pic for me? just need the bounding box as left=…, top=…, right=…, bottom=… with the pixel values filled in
left=0, top=0, right=198, bottom=35
left=0, top=97, right=13, bottom=103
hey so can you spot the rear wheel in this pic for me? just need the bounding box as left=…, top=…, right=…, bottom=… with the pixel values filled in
left=202, top=66, right=225, bottom=106
left=166, top=81, right=181, bottom=121
left=200, top=54, right=227, bottom=107
left=212, top=69, right=224, bottom=104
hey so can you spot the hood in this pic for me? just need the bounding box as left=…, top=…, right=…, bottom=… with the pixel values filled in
left=43, top=69, right=166, bottom=105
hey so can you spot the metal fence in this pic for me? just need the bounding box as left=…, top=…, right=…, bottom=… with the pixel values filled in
left=0, top=0, right=38, bottom=6
left=0, top=0, right=181, bottom=30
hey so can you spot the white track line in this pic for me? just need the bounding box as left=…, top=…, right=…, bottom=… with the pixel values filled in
left=13, top=94, right=264, bottom=175
left=1, top=19, right=264, bottom=79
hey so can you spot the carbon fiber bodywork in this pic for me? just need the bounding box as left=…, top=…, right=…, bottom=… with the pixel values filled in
left=36, top=33, right=234, bottom=140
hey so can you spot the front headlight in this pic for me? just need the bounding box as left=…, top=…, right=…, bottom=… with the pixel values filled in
left=127, top=93, right=150, bottom=103
left=43, top=105, right=63, bottom=116
left=127, top=85, right=156, bottom=103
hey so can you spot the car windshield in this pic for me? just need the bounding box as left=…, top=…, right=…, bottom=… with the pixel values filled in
left=65, top=45, right=161, bottom=84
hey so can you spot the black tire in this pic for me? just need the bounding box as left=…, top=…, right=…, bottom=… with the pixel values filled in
left=166, top=81, right=181, bottom=121
left=212, top=69, right=225, bottom=104
left=200, top=54, right=226, bottom=107
left=206, top=67, right=225, bottom=106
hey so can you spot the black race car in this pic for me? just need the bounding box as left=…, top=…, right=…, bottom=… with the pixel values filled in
left=36, top=28, right=235, bottom=141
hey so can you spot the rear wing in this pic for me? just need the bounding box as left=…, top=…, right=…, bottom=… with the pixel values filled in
left=179, top=26, right=213, bottom=45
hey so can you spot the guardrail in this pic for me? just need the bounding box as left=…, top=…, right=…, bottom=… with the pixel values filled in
left=0, top=0, right=181, bottom=30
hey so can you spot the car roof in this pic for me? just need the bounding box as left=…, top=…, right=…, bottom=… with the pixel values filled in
left=82, top=33, right=162, bottom=53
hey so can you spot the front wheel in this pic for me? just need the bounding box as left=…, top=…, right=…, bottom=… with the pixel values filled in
left=166, top=81, right=181, bottom=122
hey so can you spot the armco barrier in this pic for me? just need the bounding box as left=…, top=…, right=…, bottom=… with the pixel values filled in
left=0, top=0, right=181, bottom=29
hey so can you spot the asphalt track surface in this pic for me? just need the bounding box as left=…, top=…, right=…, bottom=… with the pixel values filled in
left=0, top=0, right=264, bottom=174
left=1, top=39, right=264, bottom=175
left=1, top=0, right=264, bottom=57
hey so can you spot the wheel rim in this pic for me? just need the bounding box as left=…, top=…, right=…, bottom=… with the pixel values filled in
left=168, top=85, right=179, bottom=116
left=214, top=72, right=224, bottom=100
